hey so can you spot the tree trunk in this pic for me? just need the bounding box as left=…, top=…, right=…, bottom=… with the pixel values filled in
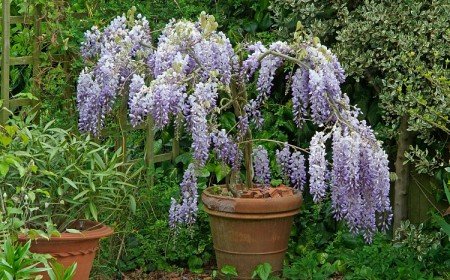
left=393, top=115, right=414, bottom=230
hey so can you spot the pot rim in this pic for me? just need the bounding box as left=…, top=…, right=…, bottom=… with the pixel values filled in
left=18, top=220, right=114, bottom=242
left=201, top=186, right=302, bottom=215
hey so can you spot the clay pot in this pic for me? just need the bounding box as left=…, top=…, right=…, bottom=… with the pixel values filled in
left=18, top=220, right=113, bottom=280
left=202, top=187, right=302, bottom=279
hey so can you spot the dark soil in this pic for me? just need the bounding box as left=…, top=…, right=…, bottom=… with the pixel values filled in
left=123, top=269, right=213, bottom=280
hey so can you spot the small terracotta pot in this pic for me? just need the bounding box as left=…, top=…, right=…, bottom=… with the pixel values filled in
left=202, top=186, right=302, bottom=279
left=18, top=220, right=113, bottom=280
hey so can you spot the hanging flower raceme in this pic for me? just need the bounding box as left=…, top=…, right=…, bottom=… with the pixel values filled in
left=252, top=146, right=271, bottom=185
left=276, top=144, right=306, bottom=190
left=211, top=129, right=242, bottom=171
left=169, top=163, right=198, bottom=227
left=77, top=13, right=152, bottom=135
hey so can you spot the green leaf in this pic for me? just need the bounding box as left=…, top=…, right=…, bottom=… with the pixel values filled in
left=0, top=162, right=10, bottom=177
left=198, top=167, right=211, bottom=178
left=6, top=207, right=23, bottom=215
left=0, top=135, right=12, bottom=147
left=129, top=195, right=136, bottom=214
left=270, top=179, right=283, bottom=187
left=443, top=179, right=450, bottom=202
left=188, top=256, right=203, bottom=274
left=62, top=177, right=78, bottom=190
left=89, top=202, right=98, bottom=221
left=4, top=125, right=18, bottom=136
left=433, top=214, right=450, bottom=237
left=92, top=152, right=106, bottom=169
left=73, top=189, right=89, bottom=200
left=175, top=152, right=192, bottom=165
left=215, top=164, right=230, bottom=182
left=221, top=265, right=238, bottom=277
left=252, top=263, right=272, bottom=280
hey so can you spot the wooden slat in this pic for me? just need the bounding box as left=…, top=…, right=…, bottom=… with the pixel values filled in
left=8, top=98, right=38, bottom=109
left=0, top=56, right=33, bottom=66
left=154, top=152, right=173, bottom=163
left=1, top=0, right=11, bottom=124
left=0, top=16, right=33, bottom=24
left=10, top=56, right=33, bottom=65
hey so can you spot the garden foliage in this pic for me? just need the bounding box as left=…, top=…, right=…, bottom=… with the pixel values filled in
left=0, top=0, right=449, bottom=278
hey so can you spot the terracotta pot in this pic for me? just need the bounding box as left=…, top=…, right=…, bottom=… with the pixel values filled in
left=18, top=220, right=113, bottom=280
left=202, top=187, right=302, bottom=279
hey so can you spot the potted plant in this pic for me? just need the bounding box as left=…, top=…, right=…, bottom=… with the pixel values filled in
left=77, top=11, right=392, bottom=278
left=0, top=119, right=137, bottom=279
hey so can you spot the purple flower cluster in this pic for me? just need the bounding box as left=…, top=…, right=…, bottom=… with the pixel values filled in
left=289, top=152, right=306, bottom=191
left=77, top=14, right=152, bottom=135
left=308, top=119, right=392, bottom=242
left=290, top=44, right=347, bottom=127
left=169, top=163, right=198, bottom=227
left=242, top=41, right=293, bottom=128
left=291, top=68, right=310, bottom=126
left=308, top=131, right=329, bottom=202
left=187, top=82, right=218, bottom=166
left=276, top=144, right=306, bottom=190
left=257, top=41, right=293, bottom=99
left=241, top=42, right=267, bottom=79
left=276, top=144, right=291, bottom=176
left=252, top=146, right=271, bottom=185
left=211, top=129, right=241, bottom=170
left=80, top=26, right=101, bottom=60
left=329, top=123, right=391, bottom=242
left=149, top=14, right=235, bottom=85
left=78, top=13, right=392, bottom=239
left=129, top=54, right=189, bottom=128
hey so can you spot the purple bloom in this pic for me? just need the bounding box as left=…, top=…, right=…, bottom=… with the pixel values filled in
left=77, top=14, right=153, bottom=135
left=244, top=100, right=264, bottom=129
left=187, top=82, right=218, bottom=166
left=241, top=42, right=267, bottom=80
left=252, top=145, right=271, bottom=185
left=211, top=129, right=242, bottom=170
left=276, top=144, right=291, bottom=177
left=128, top=74, right=148, bottom=126
left=289, top=151, right=306, bottom=191
left=308, top=69, right=330, bottom=125
left=237, top=115, right=249, bottom=141
left=291, top=68, right=310, bottom=127
left=169, top=163, right=198, bottom=227
left=309, top=131, right=329, bottom=202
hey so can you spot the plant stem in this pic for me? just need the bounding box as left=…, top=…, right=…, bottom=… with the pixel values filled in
left=238, top=138, right=309, bottom=154
left=230, top=78, right=253, bottom=191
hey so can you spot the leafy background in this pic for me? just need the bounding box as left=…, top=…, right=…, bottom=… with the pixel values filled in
left=0, top=0, right=449, bottom=279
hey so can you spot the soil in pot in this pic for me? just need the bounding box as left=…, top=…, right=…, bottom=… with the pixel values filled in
left=18, top=220, right=113, bottom=280
left=202, top=185, right=302, bottom=280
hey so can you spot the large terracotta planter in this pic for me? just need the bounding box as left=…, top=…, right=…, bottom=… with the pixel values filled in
left=202, top=187, right=302, bottom=279
left=18, top=220, right=113, bottom=280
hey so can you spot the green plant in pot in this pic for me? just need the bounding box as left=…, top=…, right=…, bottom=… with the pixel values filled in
left=77, top=11, right=392, bottom=279
left=0, top=119, right=136, bottom=279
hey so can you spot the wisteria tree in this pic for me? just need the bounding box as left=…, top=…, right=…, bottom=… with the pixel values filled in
left=77, top=12, right=392, bottom=242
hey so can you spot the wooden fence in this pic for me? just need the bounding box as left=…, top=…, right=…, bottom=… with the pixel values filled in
left=1, top=1, right=41, bottom=123
left=0, top=1, right=179, bottom=187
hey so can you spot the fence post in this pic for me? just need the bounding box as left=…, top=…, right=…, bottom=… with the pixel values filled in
left=1, top=0, right=11, bottom=124
left=145, top=117, right=155, bottom=187
left=32, top=4, right=42, bottom=97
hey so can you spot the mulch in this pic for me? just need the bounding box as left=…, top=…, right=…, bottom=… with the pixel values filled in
left=123, top=269, right=213, bottom=280
left=240, top=185, right=295, bottom=198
